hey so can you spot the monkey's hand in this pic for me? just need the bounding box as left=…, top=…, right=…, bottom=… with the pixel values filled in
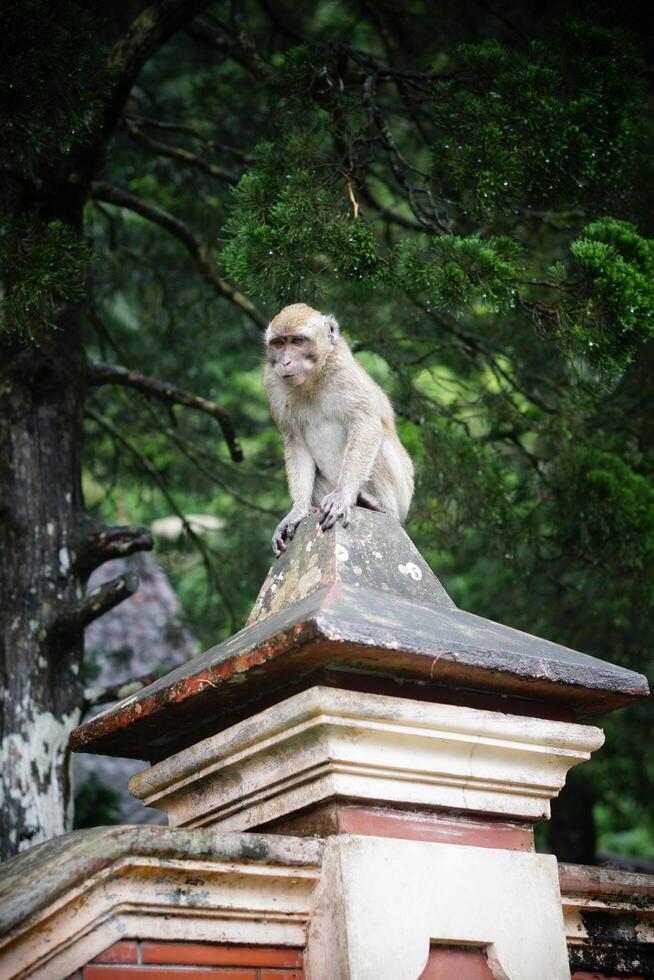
left=319, top=490, right=352, bottom=531
left=272, top=508, right=308, bottom=557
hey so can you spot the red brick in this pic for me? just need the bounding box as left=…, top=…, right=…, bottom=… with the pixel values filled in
left=142, top=943, right=303, bottom=968
left=418, top=947, right=495, bottom=980
left=92, top=943, right=139, bottom=964
left=83, top=969, right=256, bottom=980
left=260, top=972, right=303, bottom=980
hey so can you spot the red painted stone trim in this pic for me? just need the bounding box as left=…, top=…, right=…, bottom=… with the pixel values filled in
left=262, top=801, right=534, bottom=851
left=418, top=946, right=496, bottom=979
left=85, top=941, right=304, bottom=978
left=84, top=969, right=258, bottom=979
left=559, top=862, right=654, bottom=903
left=141, top=944, right=303, bottom=967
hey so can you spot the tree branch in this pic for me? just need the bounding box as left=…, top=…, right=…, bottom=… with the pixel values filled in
left=124, top=119, right=240, bottom=185
left=85, top=409, right=215, bottom=562
left=73, top=524, right=154, bottom=575
left=88, top=360, right=244, bottom=461
left=101, top=1, right=212, bottom=144
left=90, top=180, right=268, bottom=330
left=186, top=16, right=272, bottom=81
left=54, top=574, right=140, bottom=638
left=126, top=114, right=250, bottom=161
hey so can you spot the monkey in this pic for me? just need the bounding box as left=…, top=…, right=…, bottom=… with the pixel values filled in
left=264, top=303, right=414, bottom=557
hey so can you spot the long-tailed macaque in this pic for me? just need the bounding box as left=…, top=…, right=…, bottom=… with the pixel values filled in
left=264, top=303, right=414, bottom=556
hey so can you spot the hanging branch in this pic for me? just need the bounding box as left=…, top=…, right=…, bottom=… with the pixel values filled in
left=86, top=408, right=216, bottom=571
left=90, top=181, right=268, bottom=330
left=137, top=395, right=279, bottom=515
left=125, top=113, right=250, bottom=161
left=87, top=408, right=239, bottom=632
left=88, top=360, right=244, bottom=462
left=124, top=119, right=240, bottom=185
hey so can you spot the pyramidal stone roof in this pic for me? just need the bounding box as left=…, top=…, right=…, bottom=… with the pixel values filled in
left=70, top=508, right=649, bottom=763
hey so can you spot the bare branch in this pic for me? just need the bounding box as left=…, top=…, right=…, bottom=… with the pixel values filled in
left=186, top=16, right=272, bottom=81
left=358, top=184, right=424, bottom=231
left=126, top=114, right=250, bottom=160
left=83, top=672, right=160, bottom=710
left=73, top=524, right=154, bottom=575
left=124, top=119, right=239, bottom=185
left=89, top=360, right=244, bottom=461
left=90, top=181, right=267, bottom=330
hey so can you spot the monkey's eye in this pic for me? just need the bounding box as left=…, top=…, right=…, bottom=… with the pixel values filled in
left=271, top=338, right=285, bottom=348
left=292, top=337, right=305, bottom=346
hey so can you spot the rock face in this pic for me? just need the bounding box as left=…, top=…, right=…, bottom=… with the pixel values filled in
left=69, top=507, right=649, bottom=763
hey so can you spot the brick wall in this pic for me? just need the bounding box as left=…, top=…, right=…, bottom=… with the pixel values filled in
left=66, top=941, right=303, bottom=980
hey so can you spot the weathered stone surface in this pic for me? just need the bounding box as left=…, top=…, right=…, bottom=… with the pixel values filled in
left=0, top=824, right=323, bottom=941
left=69, top=508, right=649, bottom=762
left=248, top=509, right=454, bottom=625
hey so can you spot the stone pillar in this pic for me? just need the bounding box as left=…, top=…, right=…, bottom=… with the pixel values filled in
left=70, top=508, right=649, bottom=980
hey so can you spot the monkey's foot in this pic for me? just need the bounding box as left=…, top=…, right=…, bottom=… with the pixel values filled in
left=318, top=491, right=352, bottom=530
left=272, top=509, right=308, bottom=557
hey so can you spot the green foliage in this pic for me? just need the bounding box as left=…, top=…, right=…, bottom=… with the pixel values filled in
left=0, top=216, right=93, bottom=341
left=418, top=418, right=517, bottom=540
left=221, top=132, right=383, bottom=301
left=0, top=0, right=106, bottom=171
left=569, top=219, right=654, bottom=367
left=394, top=235, right=523, bottom=313
left=549, top=448, right=654, bottom=603
left=433, top=22, right=643, bottom=218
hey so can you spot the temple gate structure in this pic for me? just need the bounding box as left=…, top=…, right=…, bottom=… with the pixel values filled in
left=1, top=509, right=653, bottom=979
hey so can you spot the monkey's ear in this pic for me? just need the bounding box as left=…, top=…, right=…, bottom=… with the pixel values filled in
left=325, top=314, right=340, bottom=344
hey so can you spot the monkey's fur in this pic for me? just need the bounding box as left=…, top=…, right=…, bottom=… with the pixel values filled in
left=264, top=303, right=414, bottom=556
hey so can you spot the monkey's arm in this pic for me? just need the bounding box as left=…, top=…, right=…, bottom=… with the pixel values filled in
left=319, top=415, right=383, bottom=530
left=285, top=436, right=316, bottom=513
left=272, top=436, right=316, bottom=556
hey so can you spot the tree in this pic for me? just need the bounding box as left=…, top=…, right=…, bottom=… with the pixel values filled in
left=1, top=0, right=653, bottom=862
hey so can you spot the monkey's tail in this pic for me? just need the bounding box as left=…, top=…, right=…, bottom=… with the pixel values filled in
left=356, top=492, right=384, bottom=513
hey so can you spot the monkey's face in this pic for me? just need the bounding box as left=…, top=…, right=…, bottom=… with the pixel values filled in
left=267, top=333, right=316, bottom=385
left=266, top=306, right=338, bottom=385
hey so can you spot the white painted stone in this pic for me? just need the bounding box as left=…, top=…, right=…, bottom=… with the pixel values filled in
left=305, top=835, right=570, bottom=980
left=129, top=686, right=604, bottom=830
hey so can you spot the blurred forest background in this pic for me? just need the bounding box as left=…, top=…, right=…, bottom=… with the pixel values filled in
left=1, top=0, right=653, bottom=864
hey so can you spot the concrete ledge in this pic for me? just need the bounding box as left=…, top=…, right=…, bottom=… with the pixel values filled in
left=128, top=686, right=605, bottom=829
left=0, top=826, right=323, bottom=980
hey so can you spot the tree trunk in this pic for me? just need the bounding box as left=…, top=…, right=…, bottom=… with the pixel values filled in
left=0, top=314, right=88, bottom=860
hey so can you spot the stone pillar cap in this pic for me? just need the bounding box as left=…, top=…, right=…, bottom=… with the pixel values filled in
left=70, top=509, right=648, bottom=762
